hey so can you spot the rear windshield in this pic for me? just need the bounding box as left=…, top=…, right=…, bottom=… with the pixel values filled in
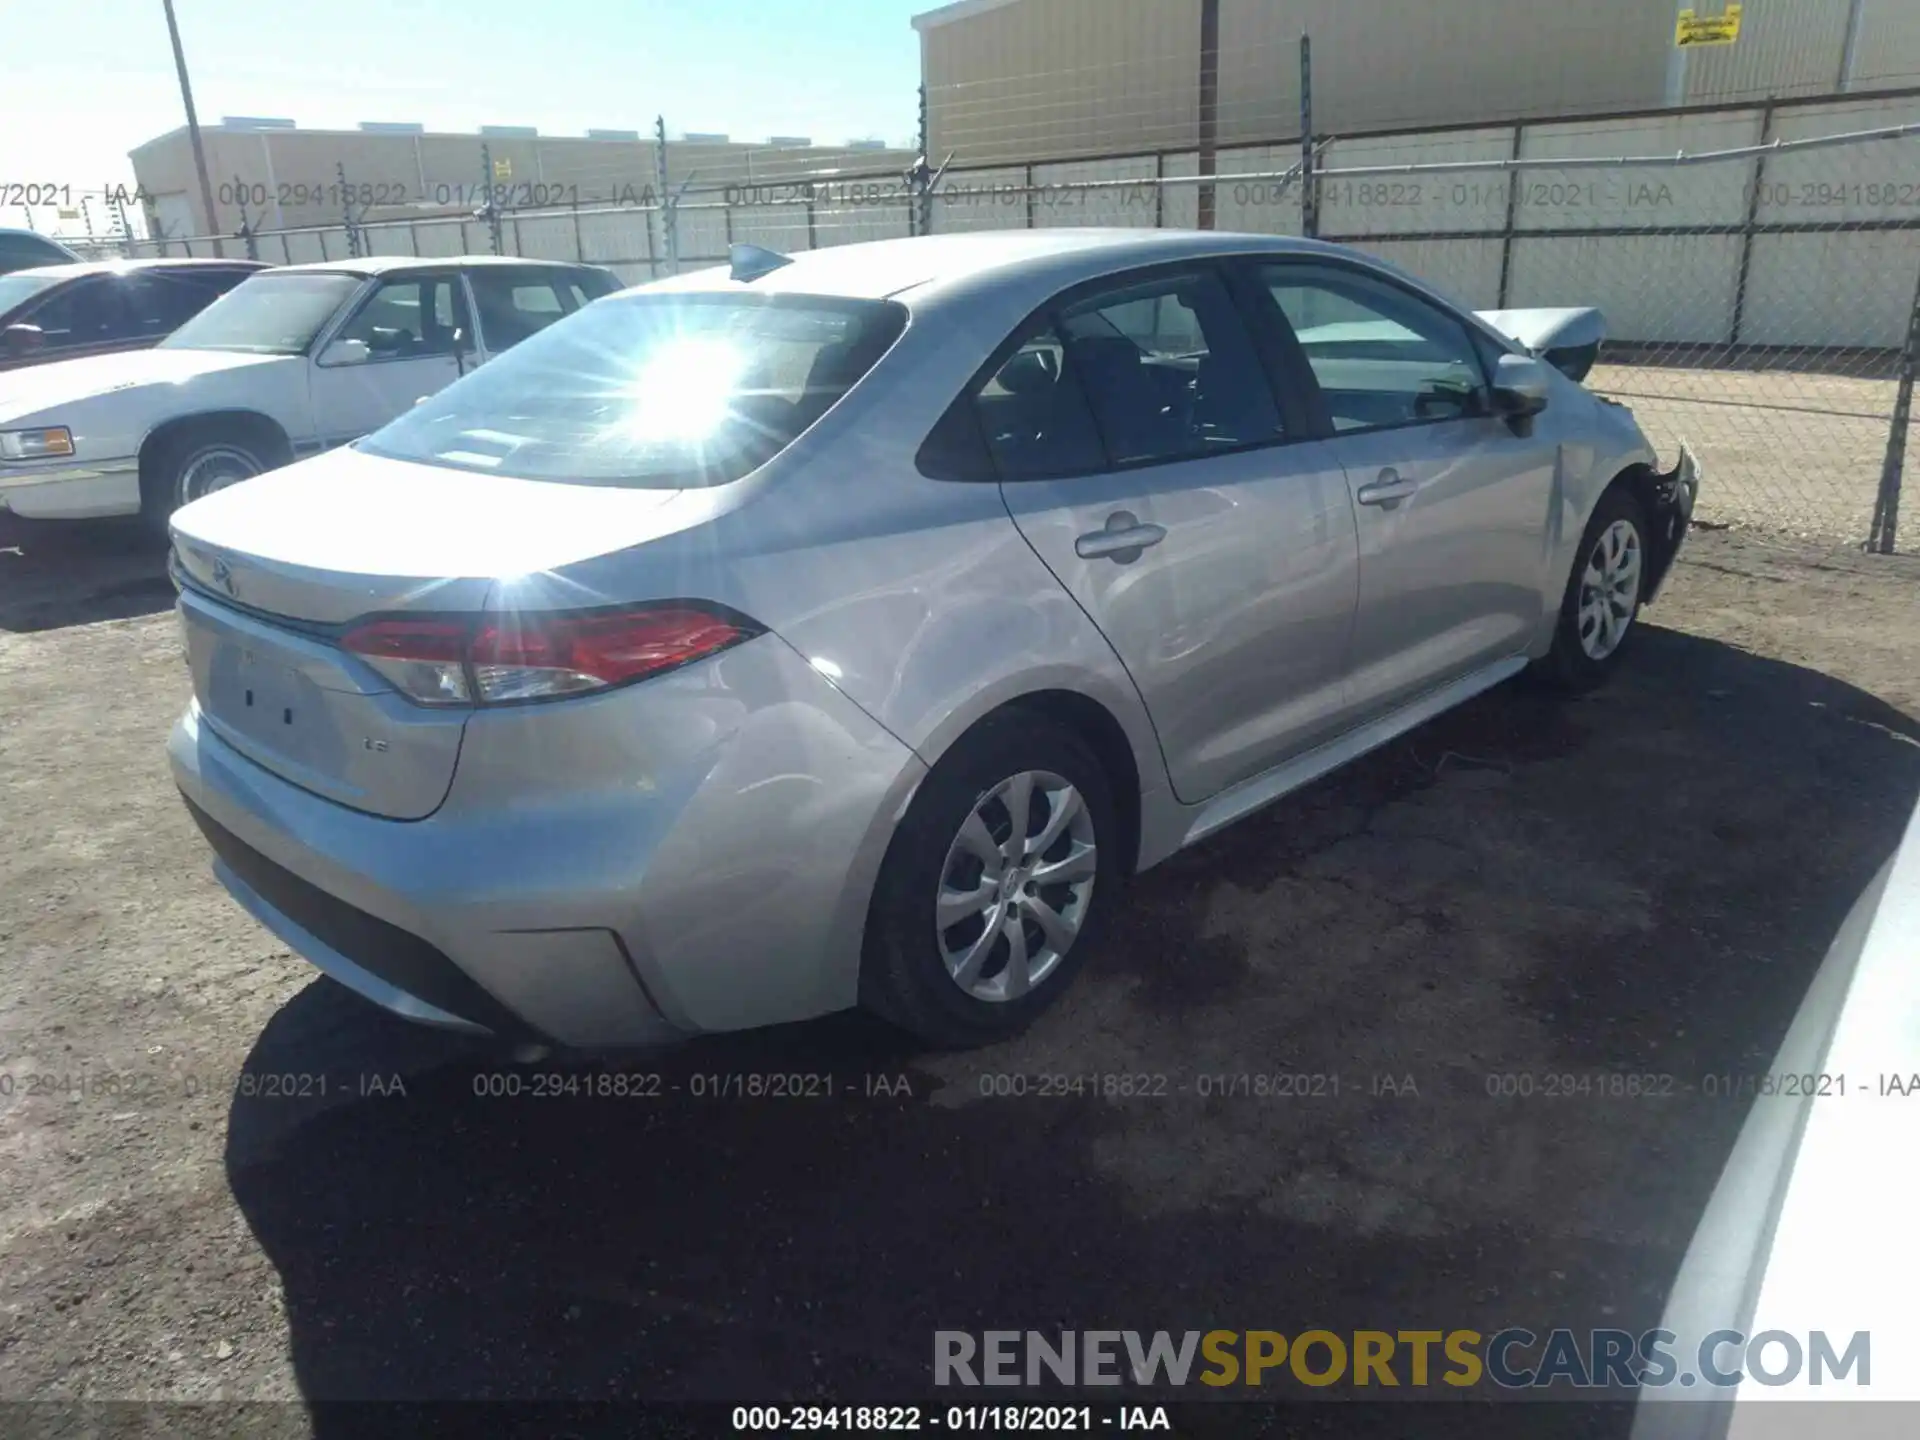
left=358, top=291, right=908, bottom=488
left=161, top=272, right=364, bottom=354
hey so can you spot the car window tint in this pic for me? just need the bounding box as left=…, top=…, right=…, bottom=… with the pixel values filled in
left=1258, top=263, right=1487, bottom=432
left=468, top=271, right=572, bottom=352
left=1054, top=269, right=1284, bottom=466
left=334, top=276, right=469, bottom=358
left=23, top=278, right=123, bottom=350
left=970, top=324, right=1108, bottom=481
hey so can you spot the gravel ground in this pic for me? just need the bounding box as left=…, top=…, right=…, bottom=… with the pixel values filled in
left=1, top=515, right=1918, bottom=1433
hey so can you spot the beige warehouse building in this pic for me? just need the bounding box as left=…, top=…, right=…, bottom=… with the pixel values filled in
left=130, top=121, right=914, bottom=241
left=914, top=0, right=1920, bottom=166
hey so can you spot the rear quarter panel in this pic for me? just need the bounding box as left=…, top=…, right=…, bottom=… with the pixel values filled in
left=516, top=301, right=1176, bottom=870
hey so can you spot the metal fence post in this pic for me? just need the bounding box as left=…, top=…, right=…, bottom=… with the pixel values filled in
left=1869, top=257, right=1920, bottom=554
left=1496, top=124, right=1523, bottom=305
left=337, top=163, right=360, bottom=257
left=654, top=116, right=679, bottom=273
left=479, top=145, right=503, bottom=255
left=1299, top=34, right=1318, bottom=239
left=1197, top=0, right=1219, bottom=229
left=112, top=194, right=136, bottom=258
left=902, top=86, right=942, bottom=239
left=1728, top=100, right=1777, bottom=347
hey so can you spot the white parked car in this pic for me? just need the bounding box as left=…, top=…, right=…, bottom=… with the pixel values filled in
left=1633, top=782, right=1920, bottom=1433
left=0, top=255, right=620, bottom=530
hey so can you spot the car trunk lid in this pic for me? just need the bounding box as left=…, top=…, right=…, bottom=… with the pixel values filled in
left=169, top=444, right=699, bottom=819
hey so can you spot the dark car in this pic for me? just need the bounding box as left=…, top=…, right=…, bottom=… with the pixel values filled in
left=0, top=258, right=270, bottom=371
left=0, top=228, right=81, bottom=276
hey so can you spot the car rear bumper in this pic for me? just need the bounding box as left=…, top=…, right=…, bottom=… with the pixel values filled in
left=169, top=634, right=928, bottom=1048
left=0, top=457, right=140, bottom=519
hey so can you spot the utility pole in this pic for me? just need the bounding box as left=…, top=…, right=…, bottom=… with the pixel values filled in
left=161, top=0, right=224, bottom=254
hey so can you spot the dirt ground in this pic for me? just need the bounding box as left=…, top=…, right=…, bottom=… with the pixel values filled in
left=1, top=514, right=1918, bottom=1434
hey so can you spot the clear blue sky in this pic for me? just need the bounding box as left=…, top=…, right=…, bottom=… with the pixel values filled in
left=10, top=0, right=925, bottom=195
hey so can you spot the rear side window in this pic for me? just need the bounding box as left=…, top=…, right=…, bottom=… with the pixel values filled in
left=926, top=266, right=1287, bottom=483
left=468, top=270, right=575, bottom=352
left=967, top=326, right=1108, bottom=482
left=1056, top=270, right=1283, bottom=464
left=360, top=292, right=906, bottom=488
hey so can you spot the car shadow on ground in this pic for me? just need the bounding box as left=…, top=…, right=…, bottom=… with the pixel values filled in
left=0, top=514, right=173, bottom=632
left=222, top=625, right=1920, bottom=1436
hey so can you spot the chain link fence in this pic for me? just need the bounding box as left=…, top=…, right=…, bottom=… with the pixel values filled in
left=84, top=83, right=1920, bottom=553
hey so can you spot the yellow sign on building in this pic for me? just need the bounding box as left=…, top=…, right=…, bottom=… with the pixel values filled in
left=491, top=157, right=513, bottom=181
left=1676, top=3, right=1742, bottom=47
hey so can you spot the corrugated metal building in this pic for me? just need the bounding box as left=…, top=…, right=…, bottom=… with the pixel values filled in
left=914, top=0, right=1920, bottom=165
left=129, top=121, right=915, bottom=241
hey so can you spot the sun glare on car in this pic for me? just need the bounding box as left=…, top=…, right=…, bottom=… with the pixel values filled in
left=617, top=335, right=747, bottom=445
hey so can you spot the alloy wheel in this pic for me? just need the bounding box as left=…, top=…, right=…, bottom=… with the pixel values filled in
left=1577, top=518, right=1642, bottom=661
left=935, top=769, right=1097, bottom=1003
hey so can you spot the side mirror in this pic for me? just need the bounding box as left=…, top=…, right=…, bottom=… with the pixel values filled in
left=318, top=337, right=371, bottom=367
left=2, top=323, right=45, bottom=355
left=1490, top=354, right=1552, bottom=433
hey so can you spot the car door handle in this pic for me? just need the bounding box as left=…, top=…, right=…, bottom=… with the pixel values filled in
left=1356, top=469, right=1419, bottom=507
left=1075, top=512, right=1167, bottom=561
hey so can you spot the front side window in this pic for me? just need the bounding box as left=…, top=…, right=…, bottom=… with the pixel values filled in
left=359, top=291, right=906, bottom=489
left=1257, top=262, right=1488, bottom=432
left=162, top=272, right=364, bottom=355
left=22, top=278, right=125, bottom=351
left=0, top=271, right=62, bottom=319
left=329, top=275, right=471, bottom=360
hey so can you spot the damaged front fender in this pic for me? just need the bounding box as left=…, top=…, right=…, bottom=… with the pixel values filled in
left=1641, top=442, right=1700, bottom=605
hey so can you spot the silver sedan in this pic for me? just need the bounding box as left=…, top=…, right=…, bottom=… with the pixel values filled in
left=166, top=229, right=1696, bottom=1050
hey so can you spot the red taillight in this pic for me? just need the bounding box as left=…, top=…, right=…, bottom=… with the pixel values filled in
left=342, top=606, right=758, bottom=707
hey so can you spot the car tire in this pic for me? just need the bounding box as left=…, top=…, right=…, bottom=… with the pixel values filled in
left=860, top=710, right=1120, bottom=1049
left=140, top=435, right=268, bottom=536
left=1534, top=484, right=1651, bottom=692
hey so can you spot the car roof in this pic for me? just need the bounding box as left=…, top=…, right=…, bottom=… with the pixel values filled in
left=633, top=229, right=1442, bottom=338
left=642, top=229, right=1350, bottom=304
left=8, top=256, right=269, bottom=280
left=268, top=254, right=598, bottom=279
